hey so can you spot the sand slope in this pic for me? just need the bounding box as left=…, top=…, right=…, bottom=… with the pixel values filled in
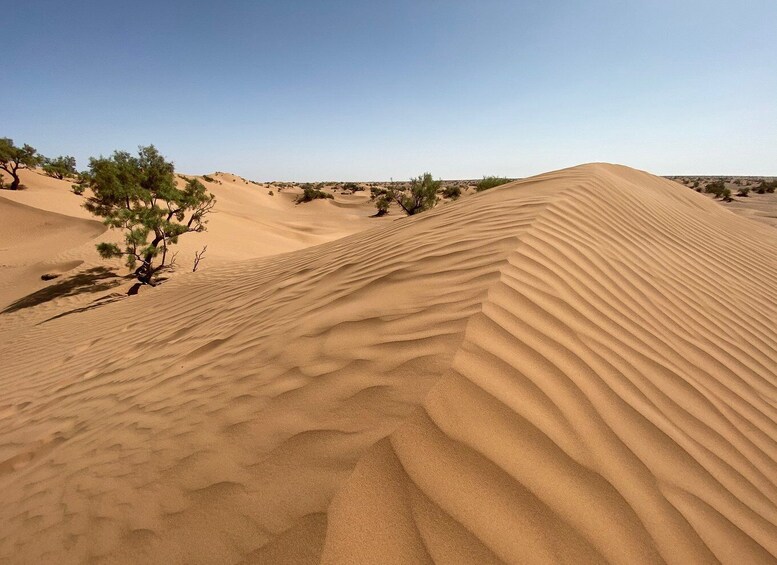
left=1, top=164, right=776, bottom=564
left=0, top=196, right=106, bottom=308
left=0, top=170, right=389, bottom=341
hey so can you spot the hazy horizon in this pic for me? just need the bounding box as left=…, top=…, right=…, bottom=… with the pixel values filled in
left=5, top=0, right=776, bottom=181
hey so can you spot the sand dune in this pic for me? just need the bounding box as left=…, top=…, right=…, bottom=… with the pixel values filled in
left=0, top=196, right=106, bottom=309
left=0, top=164, right=776, bottom=563
left=0, top=170, right=389, bottom=340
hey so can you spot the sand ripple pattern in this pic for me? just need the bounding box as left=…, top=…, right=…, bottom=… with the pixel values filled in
left=322, top=165, right=777, bottom=564
left=1, top=164, right=776, bottom=564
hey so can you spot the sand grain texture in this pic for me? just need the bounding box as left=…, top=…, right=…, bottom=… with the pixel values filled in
left=1, top=164, right=776, bottom=564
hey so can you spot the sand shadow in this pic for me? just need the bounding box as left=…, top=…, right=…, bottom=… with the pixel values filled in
left=2, top=267, right=125, bottom=314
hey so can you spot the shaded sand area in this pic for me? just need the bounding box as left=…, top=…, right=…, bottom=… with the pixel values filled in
left=0, top=164, right=776, bottom=563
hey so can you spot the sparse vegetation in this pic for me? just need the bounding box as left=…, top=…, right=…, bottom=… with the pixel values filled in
left=296, top=184, right=334, bottom=203
left=704, top=180, right=727, bottom=198
left=476, top=176, right=511, bottom=192
left=755, top=180, right=776, bottom=194
left=79, top=145, right=216, bottom=286
left=736, top=187, right=750, bottom=197
left=43, top=155, right=77, bottom=180
left=341, top=182, right=364, bottom=193
left=0, top=137, right=44, bottom=190
left=202, top=175, right=215, bottom=183
left=370, top=173, right=440, bottom=216
left=442, top=184, right=461, bottom=200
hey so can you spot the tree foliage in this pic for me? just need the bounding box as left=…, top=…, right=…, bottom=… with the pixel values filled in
left=371, top=173, right=440, bottom=216
left=80, top=145, right=216, bottom=285
left=43, top=155, right=77, bottom=179
left=0, top=138, right=45, bottom=190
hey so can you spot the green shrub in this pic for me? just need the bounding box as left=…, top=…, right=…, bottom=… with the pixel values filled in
left=342, top=182, right=363, bottom=193
left=736, top=187, right=750, bottom=197
left=704, top=180, right=726, bottom=197
left=202, top=175, right=215, bottom=183
left=476, top=176, right=512, bottom=192
left=296, top=185, right=333, bottom=203
left=371, top=173, right=440, bottom=216
left=756, top=180, right=777, bottom=194
left=442, top=184, right=461, bottom=199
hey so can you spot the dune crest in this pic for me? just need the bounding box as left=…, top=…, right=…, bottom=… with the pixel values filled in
left=1, top=164, right=776, bottom=563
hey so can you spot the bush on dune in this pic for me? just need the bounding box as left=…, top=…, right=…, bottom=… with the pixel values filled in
left=296, top=184, right=334, bottom=203
left=370, top=173, right=440, bottom=216
left=707, top=183, right=734, bottom=202
left=442, top=184, right=461, bottom=200
left=476, top=176, right=512, bottom=192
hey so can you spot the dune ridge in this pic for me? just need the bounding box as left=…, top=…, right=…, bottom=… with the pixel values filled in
left=1, top=164, right=776, bottom=563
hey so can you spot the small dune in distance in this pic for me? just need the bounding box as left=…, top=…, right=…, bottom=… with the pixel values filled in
left=1, top=145, right=776, bottom=563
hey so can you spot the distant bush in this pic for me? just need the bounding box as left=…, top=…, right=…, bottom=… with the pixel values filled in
left=202, top=175, right=215, bottom=183
left=720, top=188, right=733, bottom=202
left=342, top=182, right=363, bottom=193
left=704, top=180, right=726, bottom=197
left=755, top=180, right=776, bottom=194
left=296, top=185, right=333, bottom=203
left=268, top=190, right=274, bottom=196
left=442, top=184, right=461, bottom=200
left=476, top=176, right=511, bottom=192
left=736, top=187, right=750, bottom=197
left=370, top=173, right=440, bottom=216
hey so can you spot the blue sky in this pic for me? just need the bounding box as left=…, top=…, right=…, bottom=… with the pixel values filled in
left=4, top=0, right=776, bottom=180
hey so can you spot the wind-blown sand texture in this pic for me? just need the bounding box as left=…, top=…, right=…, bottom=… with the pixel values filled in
left=1, top=164, right=776, bottom=564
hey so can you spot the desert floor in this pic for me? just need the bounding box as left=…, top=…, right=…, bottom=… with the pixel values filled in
left=1, top=164, right=776, bottom=564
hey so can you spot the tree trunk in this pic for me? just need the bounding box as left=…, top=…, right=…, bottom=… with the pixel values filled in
left=134, top=235, right=164, bottom=285
left=5, top=170, right=20, bottom=190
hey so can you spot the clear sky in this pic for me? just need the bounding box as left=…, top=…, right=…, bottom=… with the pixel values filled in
left=4, top=0, right=776, bottom=180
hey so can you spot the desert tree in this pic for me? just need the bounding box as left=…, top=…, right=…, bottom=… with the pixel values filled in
left=43, top=155, right=77, bottom=179
left=369, top=186, right=391, bottom=216
left=0, top=138, right=45, bottom=190
left=80, top=145, right=216, bottom=286
left=371, top=173, right=440, bottom=216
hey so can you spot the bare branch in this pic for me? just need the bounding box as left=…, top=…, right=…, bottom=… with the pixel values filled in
left=193, top=245, right=208, bottom=272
